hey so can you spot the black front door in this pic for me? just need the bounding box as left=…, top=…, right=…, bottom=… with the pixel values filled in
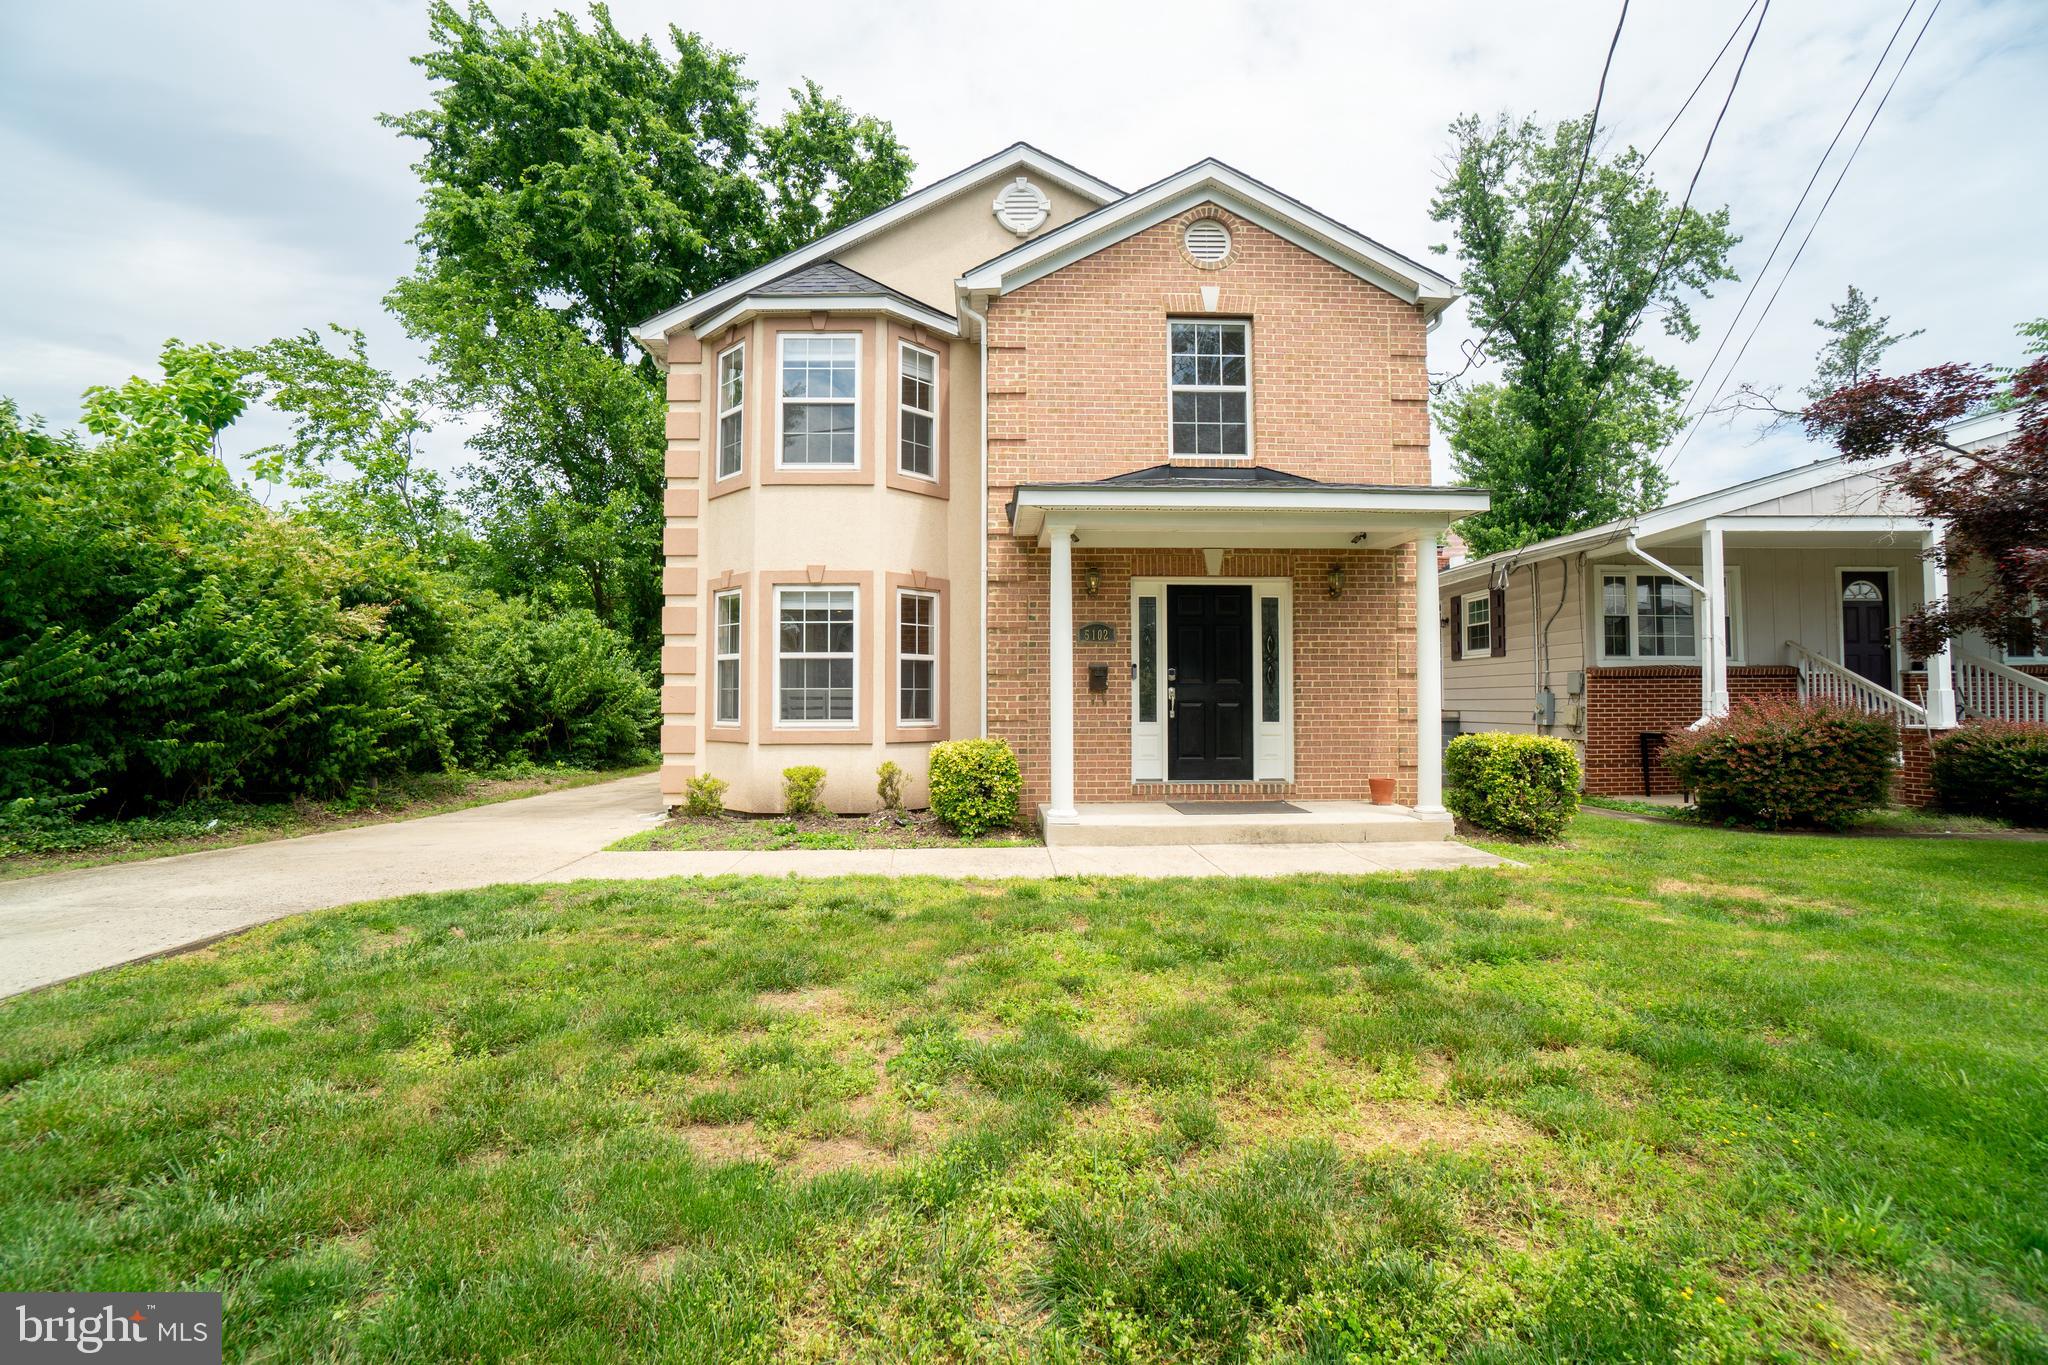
left=1841, top=571, right=1893, bottom=688
left=1168, top=585, right=1253, bottom=781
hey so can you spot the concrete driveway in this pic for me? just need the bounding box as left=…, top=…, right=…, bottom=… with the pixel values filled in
left=0, top=774, right=667, bottom=999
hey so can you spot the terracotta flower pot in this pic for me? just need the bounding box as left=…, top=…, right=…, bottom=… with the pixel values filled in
left=1368, top=777, right=1396, bottom=805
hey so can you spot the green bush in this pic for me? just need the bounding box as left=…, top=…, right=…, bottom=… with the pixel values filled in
left=1933, top=722, right=2048, bottom=825
left=680, top=773, right=728, bottom=818
left=1661, top=700, right=1895, bottom=830
left=927, top=739, right=1022, bottom=837
left=782, top=766, right=826, bottom=817
left=876, top=760, right=905, bottom=812
left=1443, top=732, right=1582, bottom=839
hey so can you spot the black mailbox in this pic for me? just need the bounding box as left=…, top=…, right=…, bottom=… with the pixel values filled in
left=1087, top=664, right=1110, bottom=694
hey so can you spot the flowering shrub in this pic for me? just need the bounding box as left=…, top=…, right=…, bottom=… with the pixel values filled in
left=1932, top=722, right=2048, bottom=825
left=1661, top=700, right=1895, bottom=829
left=927, top=739, right=1022, bottom=837
left=1443, top=732, right=1581, bottom=839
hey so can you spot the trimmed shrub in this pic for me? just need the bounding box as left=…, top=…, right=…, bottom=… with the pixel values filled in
left=1443, top=732, right=1581, bottom=839
left=928, top=739, right=1022, bottom=837
left=680, top=773, right=728, bottom=818
left=876, top=760, right=905, bottom=813
left=782, top=765, right=826, bottom=817
left=1661, top=700, right=1895, bottom=830
left=1933, top=722, right=2048, bottom=825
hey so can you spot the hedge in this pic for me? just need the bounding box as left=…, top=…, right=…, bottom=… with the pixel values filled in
left=927, top=739, right=1022, bottom=837
left=1932, top=722, right=2048, bottom=825
left=1661, top=700, right=1895, bottom=829
left=1443, top=732, right=1581, bottom=839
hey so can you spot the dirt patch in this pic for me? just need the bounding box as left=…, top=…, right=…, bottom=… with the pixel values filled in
left=757, top=986, right=848, bottom=1015
left=681, top=1119, right=899, bottom=1176
left=631, top=807, right=1034, bottom=852
left=634, top=1245, right=686, bottom=1284
left=1657, top=878, right=1778, bottom=903
left=251, top=1001, right=306, bottom=1025
left=1329, top=1102, right=1532, bottom=1154
left=363, top=925, right=417, bottom=953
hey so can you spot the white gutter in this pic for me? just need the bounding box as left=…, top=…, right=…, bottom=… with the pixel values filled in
left=959, top=291, right=991, bottom=738
left=1622, top=533, right=1706, bottom=595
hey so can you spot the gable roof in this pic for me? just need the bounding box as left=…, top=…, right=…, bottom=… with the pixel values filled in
left=628, top=143, right=1120, bottom=350
left=956, top=158, right=1459, bottom=316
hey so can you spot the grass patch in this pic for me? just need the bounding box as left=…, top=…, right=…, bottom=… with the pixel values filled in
left=0, top=762, right=655, bottom=878
left=1583, top=793, right=2024, bottom=836
left=610, top=808, right=1036, bottom=852
left=1, top=818, right=2044, bottom=1359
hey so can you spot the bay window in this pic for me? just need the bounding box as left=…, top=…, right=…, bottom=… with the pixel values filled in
left=896, top=589, right=937, bottom=725
left=713, top=590, right=741, bottom=725
left=898, top=343, right=936, bottom=479
left=775, top=586, right=856, bottom=724
left=716, top=343, right=745, bottom=480
left=779, top=334, right=858, bottom=467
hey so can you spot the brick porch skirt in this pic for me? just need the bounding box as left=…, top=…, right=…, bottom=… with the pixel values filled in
left=1584, top=663, right=1953, bottom=806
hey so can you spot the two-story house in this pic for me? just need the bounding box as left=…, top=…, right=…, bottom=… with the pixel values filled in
left=628, top=144, right=1486, bottom=834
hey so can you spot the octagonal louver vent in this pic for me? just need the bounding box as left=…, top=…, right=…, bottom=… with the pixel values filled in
left=992, top=176, right=1051, bottom=236
left=1183, top=219, right=1232, bottom=263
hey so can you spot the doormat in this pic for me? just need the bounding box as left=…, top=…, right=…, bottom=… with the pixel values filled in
left=1167, top=800, right=1306, bottom=815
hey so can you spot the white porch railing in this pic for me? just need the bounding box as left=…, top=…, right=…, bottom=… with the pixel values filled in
left=1784, top=640, right=1928, bottom=728
left=1955, top=651, right=2048, bottom=724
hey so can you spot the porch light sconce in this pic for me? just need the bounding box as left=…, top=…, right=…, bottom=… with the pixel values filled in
left=1084, top=564, right=1100, bottom=596
left=1327, top=564, right=1345, bottom=599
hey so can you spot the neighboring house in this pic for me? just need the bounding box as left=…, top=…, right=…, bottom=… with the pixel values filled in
left=629, top=143, right=1485, bottom=824
left=1435, top=408, right=2045, bottom=803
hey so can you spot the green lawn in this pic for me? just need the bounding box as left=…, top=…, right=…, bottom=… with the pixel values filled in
left=2, top=821, right=2044, bottom=1362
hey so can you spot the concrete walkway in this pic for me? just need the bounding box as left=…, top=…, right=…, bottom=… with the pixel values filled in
left=0, top=774, right=1508, bottom=999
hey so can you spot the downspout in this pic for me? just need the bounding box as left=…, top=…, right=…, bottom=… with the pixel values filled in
left=1624, top=532, right=1711, bottom=726
left=958, top=290, right=991, bottom=737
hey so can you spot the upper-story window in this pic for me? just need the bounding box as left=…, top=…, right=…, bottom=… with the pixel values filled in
left=716, top=343, right=745, bottom=480
left=898, top=342, right=937, bottom=479
left=779, top=334, right=858, bottom=467
left=1168, top=320, right=1249, bottom=458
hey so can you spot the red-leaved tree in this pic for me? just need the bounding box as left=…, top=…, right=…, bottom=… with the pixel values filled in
left=1801, top=356, right=2047, bottom=658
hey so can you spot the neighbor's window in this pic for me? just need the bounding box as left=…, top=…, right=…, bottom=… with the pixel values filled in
left=779, top=334, right=858, bottom=466
left=713, top=590, right=742, bottom=725
left=716, top=343, right=745, bottom=479
left=898, top=343, right=936, bottom=479
left=897, top=590, right=937, bottom=725
left=1597, top=565, right=1743, bottom=663
left=1168, top=319, right=1248, bottom=457
left=1462, top=594, right=1492, bottom=656
left=776, top=586, right=856, bottom=724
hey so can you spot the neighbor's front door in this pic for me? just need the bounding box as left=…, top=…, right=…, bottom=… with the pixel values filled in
left=1167, top=584, right=1253, bottom=781
left=1840, top=571, right=1893, bottom=689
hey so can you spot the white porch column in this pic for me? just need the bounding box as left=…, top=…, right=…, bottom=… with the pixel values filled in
left=1922, top=524, right=1959, bottom=729
left=1046, top=524, right=1077, bottom=820
left=1414, top=535, right=1445, bottom=815
left=1701, top=524, right=1730, bottom=718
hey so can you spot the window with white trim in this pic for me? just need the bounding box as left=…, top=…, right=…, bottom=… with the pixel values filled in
left=897, top=589, right=937, bottom=725
left=2005, top=603, right=2048, bottom=663
left=775, top=586, right=856, bottom=724
left=898, top=343, right=936, bottom=479
left=713, top=590, right=742, bottom=725
left=778, top=334, right=858, bottom=467
left=1168, top=319, right=1248, bottom=457
left=1461, top=595, right=1492, bottom=656
left=716, top=344, right=745, bottom=479
left=1595, top=565, right=1744, bottom=664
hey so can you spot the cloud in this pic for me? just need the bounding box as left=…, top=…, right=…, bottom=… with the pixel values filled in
left=3, top=0, right=2042, bottom=496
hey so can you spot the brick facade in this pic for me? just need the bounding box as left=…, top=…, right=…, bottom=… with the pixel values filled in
left=982, top=207, right=1434, bottom=812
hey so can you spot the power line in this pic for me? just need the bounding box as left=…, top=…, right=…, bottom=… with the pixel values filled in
left=1662, top=0, right=1942, bottom=473
left=1642, top=0, right=1763, bottom=167
left=1431, top=0, right=1630, bottom=393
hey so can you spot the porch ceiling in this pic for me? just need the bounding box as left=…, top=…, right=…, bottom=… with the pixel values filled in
left=1632, top=513, right=1936, bottom=553
left=1007, top=479, right=1489, bottom=550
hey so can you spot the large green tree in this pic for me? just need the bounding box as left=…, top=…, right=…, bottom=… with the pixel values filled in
left=1431, top=114, right=1739, bottom=557
left=381, top=2, right=913, bottom=652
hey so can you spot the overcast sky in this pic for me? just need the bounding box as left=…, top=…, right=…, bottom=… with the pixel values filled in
left=2, top=0, right=2041, bottom=497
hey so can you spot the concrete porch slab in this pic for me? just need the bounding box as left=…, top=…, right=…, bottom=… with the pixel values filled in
left=1039, top=800, right=1453, bottom=847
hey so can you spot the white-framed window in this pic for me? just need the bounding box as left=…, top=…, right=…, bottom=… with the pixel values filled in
left=1462, top=595, right=1492, bottom=656
left=897, top=590, right=938, bottom=725
left=1168, top=319, right=1249, bottom=457
left=713, top=590, right=742, bottom=725
left=778, top=334, right=859, bottom=468
left=715, top=343, right=745, bottom=480
left=898, top=342, right=937, bottom=479
left=775, top=586, right=857, bottom=725
left=2004, top=600, right=2048, bottom=663
left=1595, top=565, right=1744, bottom=664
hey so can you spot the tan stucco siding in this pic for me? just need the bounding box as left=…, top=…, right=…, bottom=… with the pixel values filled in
left=835, top=174, right=1101, bottom=313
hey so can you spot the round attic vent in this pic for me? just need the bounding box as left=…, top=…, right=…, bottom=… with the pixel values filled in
left=992, top=177, right=1050, bottom=236
left=1183, top=219, right=1232, bottom=264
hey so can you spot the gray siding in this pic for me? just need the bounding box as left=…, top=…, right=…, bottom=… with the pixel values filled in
left=1440, top=556, right=1586, bottom=745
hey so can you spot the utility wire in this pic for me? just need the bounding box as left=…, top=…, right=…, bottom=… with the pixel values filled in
left=1431, top=0, right=1630, bottom=393
left=1642, top=0, right=1763, bottom=167
left=1662, top=0, right=1942, bottom=473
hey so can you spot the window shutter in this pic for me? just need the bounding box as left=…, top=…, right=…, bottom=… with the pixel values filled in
left=1490, top=586, right=1508, bottom=657
left=1449, top=595, right=1463, bottom=661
